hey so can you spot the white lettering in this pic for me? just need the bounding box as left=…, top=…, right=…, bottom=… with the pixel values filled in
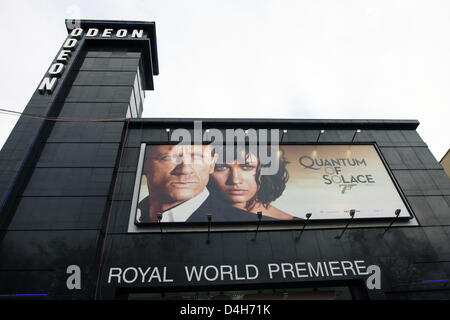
left=328, top=261, right=343, bottom=276
left=131, top=29, right=144, bottom=38
left=246, top=265, right=259, bottom=280
left=63, top=38, right=78, bottom=49
left=56, top=50, right=71, bottom=63
left=220, top=265, right=234, bottom=281
left=268, top=264, right=280, bottom=279
left=148, top=267, right=162, bottom=282
left=122, top=267, right=138, bottom=283
left=70, top=28, right=83, bottom=38
left=48, top=63, right=64, bottom=76
left=116, top=29, right=128, bottom=37
left=137, top=267, right=151, bottom=283
left=185, top=266, right=203, bottom=282
left=86, top=28, right=99, bottom=37
left=295, top=262, right=308, bottom=278
left=102, top=28, right=113, bottom=37
left=108, top=267, right=122, bottom=284
left=307, top=262, right=324, bottom=277
left=341, top=261, right=357, bottom=276
left=234, top=265, right=245, bottom=281
left=204, top=265, right=219, bottom=281
left=281, top=263, right=295, bottom=279
left=162, top=267, right=174, bottom=282
left=355, top=260, right=368, bottom=275
left=38, top=77, right=57, bottom=93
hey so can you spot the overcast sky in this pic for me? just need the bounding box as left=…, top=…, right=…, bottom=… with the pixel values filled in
left=0, top=0, right=449, bottom=160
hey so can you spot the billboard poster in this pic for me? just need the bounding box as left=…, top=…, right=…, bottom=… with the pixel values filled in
left=133, top=144, right=411, bottom=224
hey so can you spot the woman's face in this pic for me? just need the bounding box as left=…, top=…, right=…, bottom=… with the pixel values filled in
left=212, top=153, right=259, bottom=208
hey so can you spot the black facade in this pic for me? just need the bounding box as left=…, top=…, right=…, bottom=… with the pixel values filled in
left=0, top=20, right=449, bottom=300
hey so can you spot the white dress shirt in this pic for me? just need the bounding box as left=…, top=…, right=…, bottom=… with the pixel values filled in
left=159, top=188, right=209, bottom=222
left=137, top=188, right=210, bottom=223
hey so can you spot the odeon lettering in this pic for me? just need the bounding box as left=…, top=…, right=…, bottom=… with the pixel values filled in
left=38, top=27, right=144, bottom=94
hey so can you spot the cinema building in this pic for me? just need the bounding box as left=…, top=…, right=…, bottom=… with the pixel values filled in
left=0, top=19, right=449, bottom=300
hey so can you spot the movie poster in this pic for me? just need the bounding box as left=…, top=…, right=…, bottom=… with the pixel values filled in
left=133, top=144, right=411, bottom=224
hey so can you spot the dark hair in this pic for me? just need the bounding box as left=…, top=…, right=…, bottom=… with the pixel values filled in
left=208, top=146, right=289, bottom=211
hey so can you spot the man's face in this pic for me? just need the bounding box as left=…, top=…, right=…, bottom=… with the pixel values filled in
left=143, top=145, right=217, bottom=204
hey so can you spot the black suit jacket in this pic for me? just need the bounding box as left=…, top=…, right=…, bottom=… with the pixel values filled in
left=137, top=194, right=280, bottom=223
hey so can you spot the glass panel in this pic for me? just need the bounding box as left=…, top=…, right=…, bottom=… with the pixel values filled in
left=129, top=87, right=138, bottom=118
left=126, top=103, right=132, bottom=118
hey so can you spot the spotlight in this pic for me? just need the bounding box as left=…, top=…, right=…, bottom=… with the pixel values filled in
left=351, top=129, right=361, bottom=142
left=252, top=211, right=263, bottom=242
left=206, top=214, right=212, bottom=243
left=295, top=213, right=312, bottom=242
left=317, top=130, right=325, bottom=142
left=383, top=209, right=401, bottom=236
left=335, top=209, right=356, bottom=239
left=157, top=213, right=163, bottom=233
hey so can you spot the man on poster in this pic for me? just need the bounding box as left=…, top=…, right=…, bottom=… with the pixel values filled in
left=136, top=144, right=253, bottom=223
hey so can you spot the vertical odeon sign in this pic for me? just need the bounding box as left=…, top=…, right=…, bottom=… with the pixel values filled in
left=38, top=27, right=145, bottom=94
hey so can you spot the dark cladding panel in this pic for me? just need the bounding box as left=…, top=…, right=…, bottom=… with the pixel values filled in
left=45, top=122, right=124, bottom=143
left=8, top=197, right=107, bottom=230
left=353, top=130, right=427, bottom=147
left=57, top=102, right=129, bottom=119
left=65, top=86, right=134, bottom=103
left=0, top=270, right=56, bottom=297
left=380, top=147, right=441, bottom=170
left=118, top=147, right=140, bottom=172
left=73, top=71, right=137, bottom=86
left=108, top=200, right=132, bottom=233
left=392, top=170, right=442, bottom=196
left=35, top=143, right=120, bottom=168
left=414, top=147, right=442, bottom=169
left=379, top=148, right=408, bottom=170
left=0, top=230, right=100, bottom=269
left=423, top=227, right=450, bottom=261
left=125, top=128, right=169, bottom=147
left=400, top=130, right=427, bottom=144
left=316, top=130, right=355, bottom=143
left=77, top=57, right=141, bottom=72
left=21, top=168, right=114, bottom=196
left=428, top=170, right=450, bottom=195
left=282, top=130, right=321, bottom=143
left=113, top=172, right=137, bottom=201
left=35, top=143, right=119, bottom=168
left=85, top=51, right=142, bottom=58
left=408, top=196, right=442, bottom=225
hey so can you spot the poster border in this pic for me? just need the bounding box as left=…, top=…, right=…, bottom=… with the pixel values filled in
left=127, top=142, right=417, bottom=233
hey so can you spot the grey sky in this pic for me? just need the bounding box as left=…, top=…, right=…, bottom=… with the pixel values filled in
left=0, top=0, right=449, bottom=160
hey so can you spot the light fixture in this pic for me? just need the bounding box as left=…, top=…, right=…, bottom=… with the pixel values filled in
left=157, top=213, right=163, bottom=233
left=335, top=209, right=356, bottom=239
left=316, top=130, right=325, bottom=142
left=206, top=214, right=212, bottom=243
left=252, top=211, right=263, bottom=242
left=281, top=129, right=288, bottom=142
left=295, top=213, right=312, bottom=242
left=383, top=209, right=401, bottom=236
left=351, top=129, right=361, bottom=142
